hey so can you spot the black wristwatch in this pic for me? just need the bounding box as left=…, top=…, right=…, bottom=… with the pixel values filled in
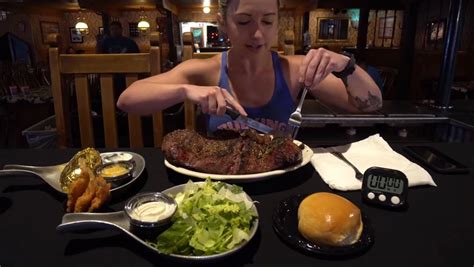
left=332, top=51, right=356, bottom=87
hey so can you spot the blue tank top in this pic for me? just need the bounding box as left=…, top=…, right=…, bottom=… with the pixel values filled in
left=206, top=51, right=295, bottom=133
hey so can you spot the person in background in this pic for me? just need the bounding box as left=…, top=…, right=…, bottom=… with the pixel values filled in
left=99, top=21, right=139, bottom=98
left=95, top=33, right=105, bottom=53
left=303, top=30, right=311, bottom=54
left=357, top=60, right=384, bottom=94
left=66, top=46, right=76, bottom=54
left=117, top=0, right=382, bottom=134
left=99, top=21, right=139, bottom=54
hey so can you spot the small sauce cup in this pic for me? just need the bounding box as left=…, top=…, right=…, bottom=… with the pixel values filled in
left=101, top=152, right=134, bottom=164
left=96, top=161, right=134, bottom=187
left=124, top=192, right=177, bottom=239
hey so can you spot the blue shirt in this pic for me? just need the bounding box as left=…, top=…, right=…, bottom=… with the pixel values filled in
left=366, top=66, right=384, bottom=93
left=207, top=51, right=295, bottom=133
left=100, top=36, right=139, bottom=54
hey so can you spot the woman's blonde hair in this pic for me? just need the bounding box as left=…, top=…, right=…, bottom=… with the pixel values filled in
left=218, top=0, right=281, bottom=20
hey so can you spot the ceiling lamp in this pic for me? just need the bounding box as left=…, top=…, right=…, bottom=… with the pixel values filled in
left=203, top=0, right=211, bottom=14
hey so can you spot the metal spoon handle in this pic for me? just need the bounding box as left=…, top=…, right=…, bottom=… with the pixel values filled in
left=0, top=169, right=40, bottom=177
left=3, top=164, right=43, bottom=172
left=0, top=169, right=65, bottom=194
left=330, top=152, right=364, bottom=180
left=57, top=211, right=129, bottom=233
left=56, top=211, right=164, bottom=257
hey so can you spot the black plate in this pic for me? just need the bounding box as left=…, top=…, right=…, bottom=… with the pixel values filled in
left=272, top=194, right=375, bottom=258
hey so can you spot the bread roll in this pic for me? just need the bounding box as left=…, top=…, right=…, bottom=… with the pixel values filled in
left=297, top=192, right=362, bottom=246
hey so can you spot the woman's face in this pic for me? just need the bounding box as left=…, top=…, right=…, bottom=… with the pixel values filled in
left=222, top=0, right=279, bottom=54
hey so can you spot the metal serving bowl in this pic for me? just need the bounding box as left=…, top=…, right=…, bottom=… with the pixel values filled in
left=123, top=192, right=177, bottom=239
left=96, top=161, right=134, bottom=187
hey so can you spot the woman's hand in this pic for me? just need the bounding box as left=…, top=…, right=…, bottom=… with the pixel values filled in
left=299, top=48, right=350, bottom=89
left=184, top=85, right=247, bottom=116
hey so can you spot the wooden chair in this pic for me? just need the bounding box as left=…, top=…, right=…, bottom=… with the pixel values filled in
left=182, top=32, right=219, bottom=131
left=48, top=33, right=163, bottom=148
left=182, top=32, right=196, bottom=131
left=283, top=30, right=295, bottom=56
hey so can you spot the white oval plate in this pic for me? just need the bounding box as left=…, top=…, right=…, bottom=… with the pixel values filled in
left=164, top=141, right=313, bottom=182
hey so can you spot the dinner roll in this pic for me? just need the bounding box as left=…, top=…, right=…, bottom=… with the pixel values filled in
left=297, top=192, right=362, bottom=246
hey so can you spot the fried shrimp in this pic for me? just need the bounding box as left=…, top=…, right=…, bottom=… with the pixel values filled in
left=66, top=171, right=89, bottom=212
left=89, top=178, right=111, bottom=212
left=66, top=159, right=111, bottom=213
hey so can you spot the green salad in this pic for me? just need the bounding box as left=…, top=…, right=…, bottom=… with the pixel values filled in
left=150, top=179, right=258, bottom=256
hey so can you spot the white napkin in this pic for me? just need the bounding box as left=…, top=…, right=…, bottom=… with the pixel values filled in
left=311, top=134, right=437, bottom=191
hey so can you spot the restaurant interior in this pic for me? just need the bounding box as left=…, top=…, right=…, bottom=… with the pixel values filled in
left=0, top=1, right=473, bottom=266
left=0, top=0, right=472, bottom=148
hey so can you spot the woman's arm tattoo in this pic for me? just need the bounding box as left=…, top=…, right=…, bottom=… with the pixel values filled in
left=348, top=90, right=382, bottom=112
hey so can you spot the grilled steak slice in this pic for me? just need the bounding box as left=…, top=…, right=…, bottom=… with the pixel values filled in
left=162, top=129, right=302, bottom=174
left=162, top=129, right=243, bottom=174
left=239, top=135, right=302, bottom=174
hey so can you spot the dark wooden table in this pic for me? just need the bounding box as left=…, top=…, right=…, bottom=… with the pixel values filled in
left=0, top=143, right=473, bottom=267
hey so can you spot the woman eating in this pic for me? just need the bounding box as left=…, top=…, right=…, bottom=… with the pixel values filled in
left=117, top=0, right=382, bottom=133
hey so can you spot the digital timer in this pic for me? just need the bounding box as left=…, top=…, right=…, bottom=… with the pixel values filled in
left=362, top=167, right=408, bottom=209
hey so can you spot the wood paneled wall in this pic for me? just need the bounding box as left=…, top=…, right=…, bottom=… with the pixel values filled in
left=0, top=13, right=66, bottom=62
left=1, top=9, right=170, bottom=62
left=409, top=0, right=474, bottom=99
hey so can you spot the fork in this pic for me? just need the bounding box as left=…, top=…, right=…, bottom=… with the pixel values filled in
left=330, top=151, right=364, bottom=180
left=287, top=86, right=309, bottom=139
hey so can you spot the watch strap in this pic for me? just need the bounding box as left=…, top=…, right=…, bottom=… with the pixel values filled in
left=332, top=51, right=356, bottom=81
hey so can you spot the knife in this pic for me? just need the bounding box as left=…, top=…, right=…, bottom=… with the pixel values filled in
left=225, top=108, right=273, bottom=134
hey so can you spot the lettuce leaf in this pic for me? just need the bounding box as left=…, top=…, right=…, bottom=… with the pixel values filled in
left=151, top=179, right=257, bottom=255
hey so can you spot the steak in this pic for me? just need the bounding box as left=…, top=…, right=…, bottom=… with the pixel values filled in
left=162, top=129, right=303, bottom=174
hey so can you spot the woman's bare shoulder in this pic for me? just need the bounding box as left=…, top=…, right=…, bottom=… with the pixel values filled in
left=278, top=55, right=305, bottom=98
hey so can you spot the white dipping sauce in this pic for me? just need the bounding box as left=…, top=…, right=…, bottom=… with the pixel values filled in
left=131, top=201, right=175, bottom=222
left=102, top=152, right=134, bottom=163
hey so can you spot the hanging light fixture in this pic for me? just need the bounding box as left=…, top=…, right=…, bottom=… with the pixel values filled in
left=203, top=0, right=211, bottom=14
left=137, top=19, right=150, bottom=32
left=137, top=9, right=150, bottom=33
left=75, top=11, right=89, bottom=35
left=75, top=21, right=89, bottom=34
